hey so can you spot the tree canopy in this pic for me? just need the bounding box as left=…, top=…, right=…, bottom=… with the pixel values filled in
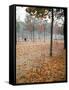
left=25, top=7, right=50, bottom=18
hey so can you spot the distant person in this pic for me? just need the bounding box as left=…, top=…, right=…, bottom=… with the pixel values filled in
left=24, top=38, right=27, bottom=42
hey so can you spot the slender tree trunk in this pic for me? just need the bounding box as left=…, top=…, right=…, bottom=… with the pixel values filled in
left=31, top=31, right=32, bottom=41
left=22, top=33, right=23, bottom=41
left=50, top=8, right=53, bottom=56
left=33, top=24, right=34, bottom=42
left=44, top=25, right=45, bottom=42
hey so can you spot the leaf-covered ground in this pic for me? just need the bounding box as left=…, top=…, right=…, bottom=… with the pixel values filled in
left=16, top=40, right=66, bottom=84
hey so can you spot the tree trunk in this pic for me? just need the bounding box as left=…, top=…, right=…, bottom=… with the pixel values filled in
left=33, top=24, right=34, bottom=42
left=50, top=8, right=53, bottom=56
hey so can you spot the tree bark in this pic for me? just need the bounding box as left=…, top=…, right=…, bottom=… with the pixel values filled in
left=50, top=8, right=53, bottom=56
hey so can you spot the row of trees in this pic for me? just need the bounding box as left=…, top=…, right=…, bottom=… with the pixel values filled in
left=16, top=8, right=64, bottom=42
left=16, top=15, right=51, bottom=42
left=16, top=7, right=65, bottom=56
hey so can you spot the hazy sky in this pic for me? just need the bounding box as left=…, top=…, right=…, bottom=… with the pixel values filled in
left=16, top=6, right=27, bottom=22
left=16, top=6, right=51, bottom=23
